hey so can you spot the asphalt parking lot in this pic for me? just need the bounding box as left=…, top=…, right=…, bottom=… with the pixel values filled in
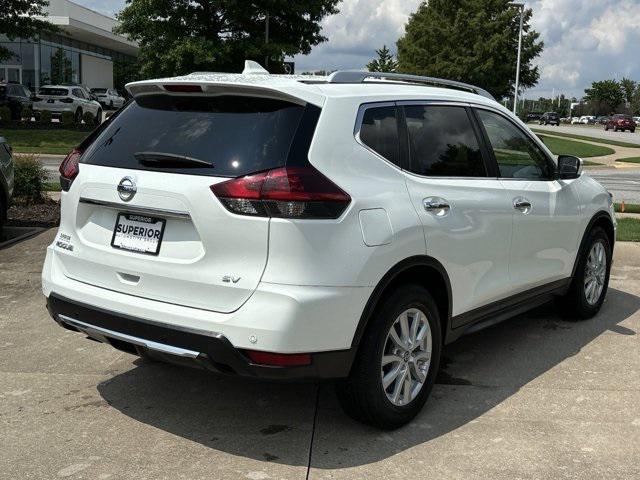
left=1, top=230, right=639, bottom=479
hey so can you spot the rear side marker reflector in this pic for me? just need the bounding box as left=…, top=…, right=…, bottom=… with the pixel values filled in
left=246, top=350, right=312, bottom=367
left=211, top=166, right=351, bottom=219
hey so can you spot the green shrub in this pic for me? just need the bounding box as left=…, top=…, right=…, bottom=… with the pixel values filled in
left=61, top=111, right=75, bottom=126
left=21, top=107, right=33, bottom=122
left=82, top=110, right=95, bottom=125
left=39, top=110, right=52, bottom=124
left=0, top=106, right=11, bottom=122
left=13, top=154, right=47, bottom=204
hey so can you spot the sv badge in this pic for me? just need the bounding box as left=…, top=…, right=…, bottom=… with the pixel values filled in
left=222, top=275, right=241, bottom=284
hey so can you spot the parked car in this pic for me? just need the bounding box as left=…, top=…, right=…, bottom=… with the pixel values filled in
left=43, top=63, right=616, bottom=429
left=33, top=85, right=102, bottom=125
left=0, top=137, right=14, bottom=231
left=633, top=116, right=640, bottom=126
left=539, top=112, right=560, bottom=126
left=0, top=83, right=33, bottom=120
left=605, top=114, right=636, bottom=133
left=578, top=115, right=596, bottom=124
left=526, top=112, right=542, bottom=122
left=91, top=88, right=125, bottom=110
left=570, top=116, right=581, bottom=124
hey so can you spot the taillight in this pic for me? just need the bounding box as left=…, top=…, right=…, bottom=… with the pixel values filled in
left=245, top=350, right=312, bottom=367
left=211, top=166, right=351, bottom=219
left=59, top=148, right=82, bottom=191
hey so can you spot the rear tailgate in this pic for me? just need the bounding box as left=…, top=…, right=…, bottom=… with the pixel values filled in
left=58, top=165, right=268, bottom=312
left=56, top=89, right=320, bottom=313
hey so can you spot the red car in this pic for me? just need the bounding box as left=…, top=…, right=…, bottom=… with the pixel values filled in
left=605, top=114, right=636, bottom=133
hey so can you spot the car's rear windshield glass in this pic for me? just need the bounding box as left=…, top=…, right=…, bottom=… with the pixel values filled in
left=40, top=87, right=68, bottom=96
left=613, top=114, right=632, bottom=119
left=82, top=94, right=308, bottom=177
left=91, top=88, right=107, bottom=93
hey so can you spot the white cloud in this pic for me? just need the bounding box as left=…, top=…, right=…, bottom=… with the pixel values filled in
left=73, top=0, right=640, bottom=99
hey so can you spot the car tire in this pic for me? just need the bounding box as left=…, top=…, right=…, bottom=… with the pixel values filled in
left=74, top=108, right=82, bottom=124
left=94, top=108, right=102, bottom=126
left=559, top=226, right=612, bottom=320
left=335, top=284, right=442, bottom=430
left=0, top=195, right=6, bottom=232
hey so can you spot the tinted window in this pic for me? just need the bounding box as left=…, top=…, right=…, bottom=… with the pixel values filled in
left=40, top=87, right=69, bottom=96
left=359, top=106, right=400, bottom=166
left=82, top=95, right=310, bottom=177
left=404, top=105, right=486, bottom=177
left=72, top=88, right=85, bottom=98
left=92, top=88, right=107, bottom=94
left=477, top=109, right=551, bottom=179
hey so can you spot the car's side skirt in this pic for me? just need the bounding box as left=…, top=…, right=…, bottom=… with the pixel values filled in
left=446, top=278, right=571, bottom=344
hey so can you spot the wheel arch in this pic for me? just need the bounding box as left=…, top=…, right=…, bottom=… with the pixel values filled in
left=571, top=210, right=615, bottom=279
left=351, top=256, right=453, bottom=352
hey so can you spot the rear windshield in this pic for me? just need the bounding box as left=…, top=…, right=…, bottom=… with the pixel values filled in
left=613, top=114, right=632, bottom=119
left=40, top=87, right=68, bottom=96
left=82, top=95, right=310, bottom=177
left=91, top=88, right=107, bottom=93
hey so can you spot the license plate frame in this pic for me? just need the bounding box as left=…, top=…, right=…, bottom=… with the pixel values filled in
left=111, top=213, right=166, bottom=256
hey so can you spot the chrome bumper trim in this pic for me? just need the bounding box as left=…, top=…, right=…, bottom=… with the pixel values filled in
left=79, top=197, right=191, bottom=219
left=57, top=314, right=201, bottom=358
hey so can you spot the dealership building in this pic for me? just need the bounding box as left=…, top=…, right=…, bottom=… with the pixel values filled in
left=0, top=0, right=138, bottom=91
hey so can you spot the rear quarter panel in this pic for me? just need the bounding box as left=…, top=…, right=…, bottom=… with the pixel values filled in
left=261, top=96, right=426, bottom=287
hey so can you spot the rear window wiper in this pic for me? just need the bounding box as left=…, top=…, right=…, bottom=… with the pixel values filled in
left=134, top=151, right=213, bottom=168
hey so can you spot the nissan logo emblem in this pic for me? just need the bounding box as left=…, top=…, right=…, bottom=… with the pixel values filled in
left=117, top=177, right=137, bottom=202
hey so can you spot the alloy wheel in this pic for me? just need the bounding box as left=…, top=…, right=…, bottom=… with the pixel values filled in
left=584, top=241, right=606, bottom=305
left=381, top=308, right=432, bottom=406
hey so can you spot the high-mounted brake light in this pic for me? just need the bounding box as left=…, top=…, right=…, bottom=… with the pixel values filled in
left=245, top=350, right=312, bottom=367
left=163, top=84, right=203, bottom=93
left=211, top=166, right=351, bottom=219
left=59, top=148, right=82, bottom=191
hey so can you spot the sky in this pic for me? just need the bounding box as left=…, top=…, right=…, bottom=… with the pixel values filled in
left=75, top=0, right=640, bottom=99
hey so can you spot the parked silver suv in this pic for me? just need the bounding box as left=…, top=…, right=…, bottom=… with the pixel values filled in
left=0, top=137, right=14, bottom=230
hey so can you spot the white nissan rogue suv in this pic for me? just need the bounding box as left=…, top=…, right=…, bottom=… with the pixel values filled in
left=43, top=62, right=616, bottom=429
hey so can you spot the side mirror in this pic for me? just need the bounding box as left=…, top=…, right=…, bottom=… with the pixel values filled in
left=557, top=155, right=582, bottom=179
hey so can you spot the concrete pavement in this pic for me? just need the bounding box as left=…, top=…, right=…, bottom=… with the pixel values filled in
left=1, top=231, right=639, bottom=479
left=587, top=168, right=640, bottom=204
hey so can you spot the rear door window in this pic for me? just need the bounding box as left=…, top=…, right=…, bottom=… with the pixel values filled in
left=40, top=87, right=69, bottom=96
left=404, top=105, right=486, bottom=177
left=82, top=95, right=311, bottom=177
left=358, top=105, right=400, bottom=166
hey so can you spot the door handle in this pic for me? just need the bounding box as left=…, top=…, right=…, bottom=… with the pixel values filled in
left=513, top=197, right=532, bottom=213
left=423, top=197, right=451, bottom=215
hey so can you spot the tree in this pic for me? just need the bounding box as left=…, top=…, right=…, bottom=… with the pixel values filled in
left=0, top=0, right=59, bottom=62
left=367, top=45, right=398, bottom=72
left=115, top=0, right=340, bottom=78
left=620, top=77, right=636, bottom=105
left=50, top=48, right=72, bottom=84
left=396, top=0, right=543, bottom=100
left=584, top=80, right=625, bottom=115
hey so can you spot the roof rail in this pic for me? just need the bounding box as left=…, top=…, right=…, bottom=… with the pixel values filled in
left=326, top=70, right=495, bottom=100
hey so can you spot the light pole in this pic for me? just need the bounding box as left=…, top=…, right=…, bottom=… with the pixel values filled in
left=511, top=2, right=525, bottom=115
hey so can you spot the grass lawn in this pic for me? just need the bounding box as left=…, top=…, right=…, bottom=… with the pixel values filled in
left=616, top=217, right=640, bottom=242
left=531, top=128, right=640, bottom=148
left=615, top=157, right=640, bottom=164
left=615, top=203, right=640, bottom=214
left=537, top=134, right=615, bottom=158
left=43, top=181, right=61, bottom=192
left=0, top=129, right=89, bottom=155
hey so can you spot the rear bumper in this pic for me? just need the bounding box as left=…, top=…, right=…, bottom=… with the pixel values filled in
left=47, top=293, right=354, bottom=380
